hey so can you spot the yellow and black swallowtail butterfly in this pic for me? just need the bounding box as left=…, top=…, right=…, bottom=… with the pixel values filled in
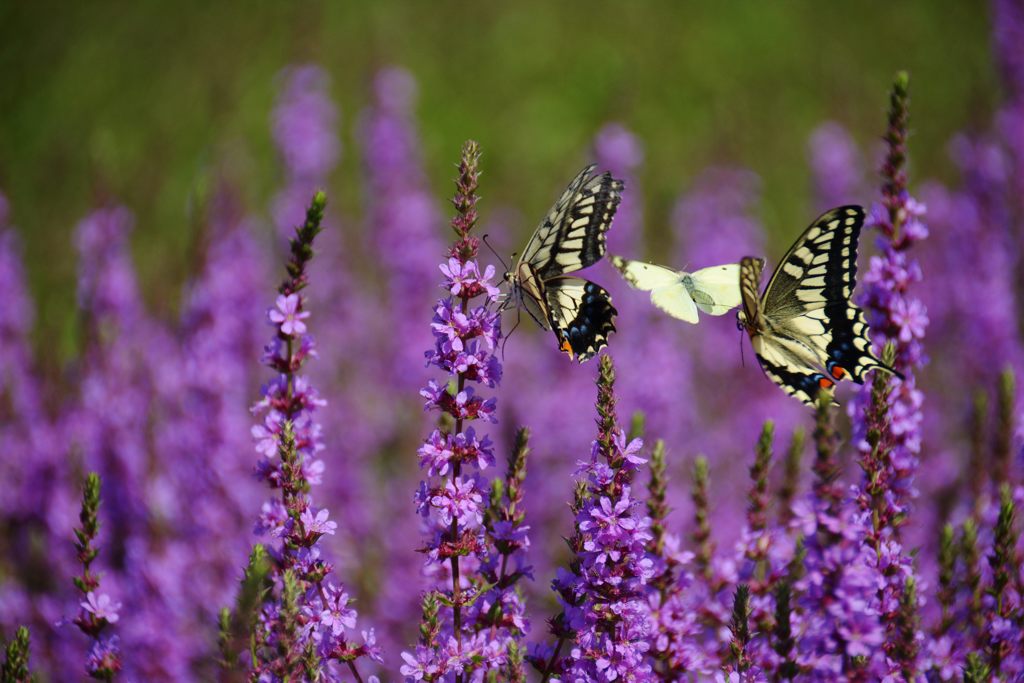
left=737, top=205, right=901, bottom=405
left=504, top=165, right=623, bottom=362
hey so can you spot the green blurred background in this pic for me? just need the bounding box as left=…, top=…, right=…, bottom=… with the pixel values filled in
left=0, top=1, right=999, bottom=359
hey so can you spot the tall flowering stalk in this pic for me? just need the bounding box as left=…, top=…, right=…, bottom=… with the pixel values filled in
left=402, top=141, right=526, bottom=681
left=271, top=65, right=341, bottom=235
left=361, top=67, right=444, bottom=388
left=794, top=399, right=885, bottom=679
left=541, top=355, right=656, bottom=681
left=644, top=441, right=707, bottom=677
left=984, top=485, right=1023, bottom=676
left=72, top=472, right=122, bottom=680
left=247, top=192, right=380, bottom=681
left=850, top=71, right=928, bottom=677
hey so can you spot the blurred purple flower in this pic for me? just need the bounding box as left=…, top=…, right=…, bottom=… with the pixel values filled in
left=273, top=65, right=340, bottom=182
left=361, top=66, right=444, bottom=389
left=808, top=121, right=866, bottom=210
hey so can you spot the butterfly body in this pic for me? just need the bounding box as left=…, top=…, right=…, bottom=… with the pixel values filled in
left=738, top=205, right=901, bottom=406
left=610, top=256, right=742, bottom=323
left=505, top=165, right=623, bottom=362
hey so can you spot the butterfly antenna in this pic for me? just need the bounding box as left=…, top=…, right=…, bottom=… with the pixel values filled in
left=739, top=331, right=746, bottom=369
left=482, top=234, right=510, bottom=272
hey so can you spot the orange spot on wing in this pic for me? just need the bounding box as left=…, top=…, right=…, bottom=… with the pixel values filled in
left=560, top=339, right=575, bottom=359
left=830, top=365, right=847, bottom=380
left=818, top=377, right=835, bottom=389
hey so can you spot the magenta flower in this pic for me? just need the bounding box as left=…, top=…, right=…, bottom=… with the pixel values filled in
left=82, top=593, right=122, bottom=625
left=268, top=293, right=310, bottom=336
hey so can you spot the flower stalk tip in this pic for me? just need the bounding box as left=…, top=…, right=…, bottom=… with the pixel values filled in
left=646, top=439, right=668, bottom=557
left=691, top=455, right=714, bottom=582
left=777, top=427, right=804, bottom=526
left=728, top=584, right=753, bottom=674
left=1, top=626, right=32, bottom=683
left=404, top=142, right=526, bottom=682
left=71, top=472, right=121, bottom=681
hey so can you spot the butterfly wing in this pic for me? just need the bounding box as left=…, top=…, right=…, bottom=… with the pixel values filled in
left=684, top=263, right=743, bottom=316
left=544, top=277, right=617, bottom=362
left=519, top=165, right=623, bottom=279
left=762, top=205, right=899, bottom=385
left=610, top=256, right=699, bottom=323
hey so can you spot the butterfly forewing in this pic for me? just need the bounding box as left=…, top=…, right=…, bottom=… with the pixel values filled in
left=520, top=165, right=623, bottom=280
left=739, top=256, right=765, bottom=330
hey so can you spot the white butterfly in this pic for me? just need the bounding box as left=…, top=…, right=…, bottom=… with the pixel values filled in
left=609, top=256, right=743, bottom=323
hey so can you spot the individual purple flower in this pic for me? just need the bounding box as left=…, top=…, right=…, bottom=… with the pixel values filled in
left=268, top=293, right=310, bottom=336
left=430, top=477, right=485, bottom=528
left=300, top=507, right=338, bottom=539
left=311, top=585, right=358, bottom=638
left=82, top=593, right=122, bottom=625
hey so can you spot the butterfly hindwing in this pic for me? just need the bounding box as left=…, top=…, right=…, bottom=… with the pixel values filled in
left=544, top=277, right=617, bottom=362
left=750, top=324, right=838, bottom=406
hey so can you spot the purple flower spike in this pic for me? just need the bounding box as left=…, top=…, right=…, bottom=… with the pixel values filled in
left=243, top=192, right=379, bottom=680
left=70, top=473, right=123, bottom=680
left=403, top=141, right=530, bottom=682
left=542, top=355, right=658, bottom=682
left=849, top=72, right=927, bottom=679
